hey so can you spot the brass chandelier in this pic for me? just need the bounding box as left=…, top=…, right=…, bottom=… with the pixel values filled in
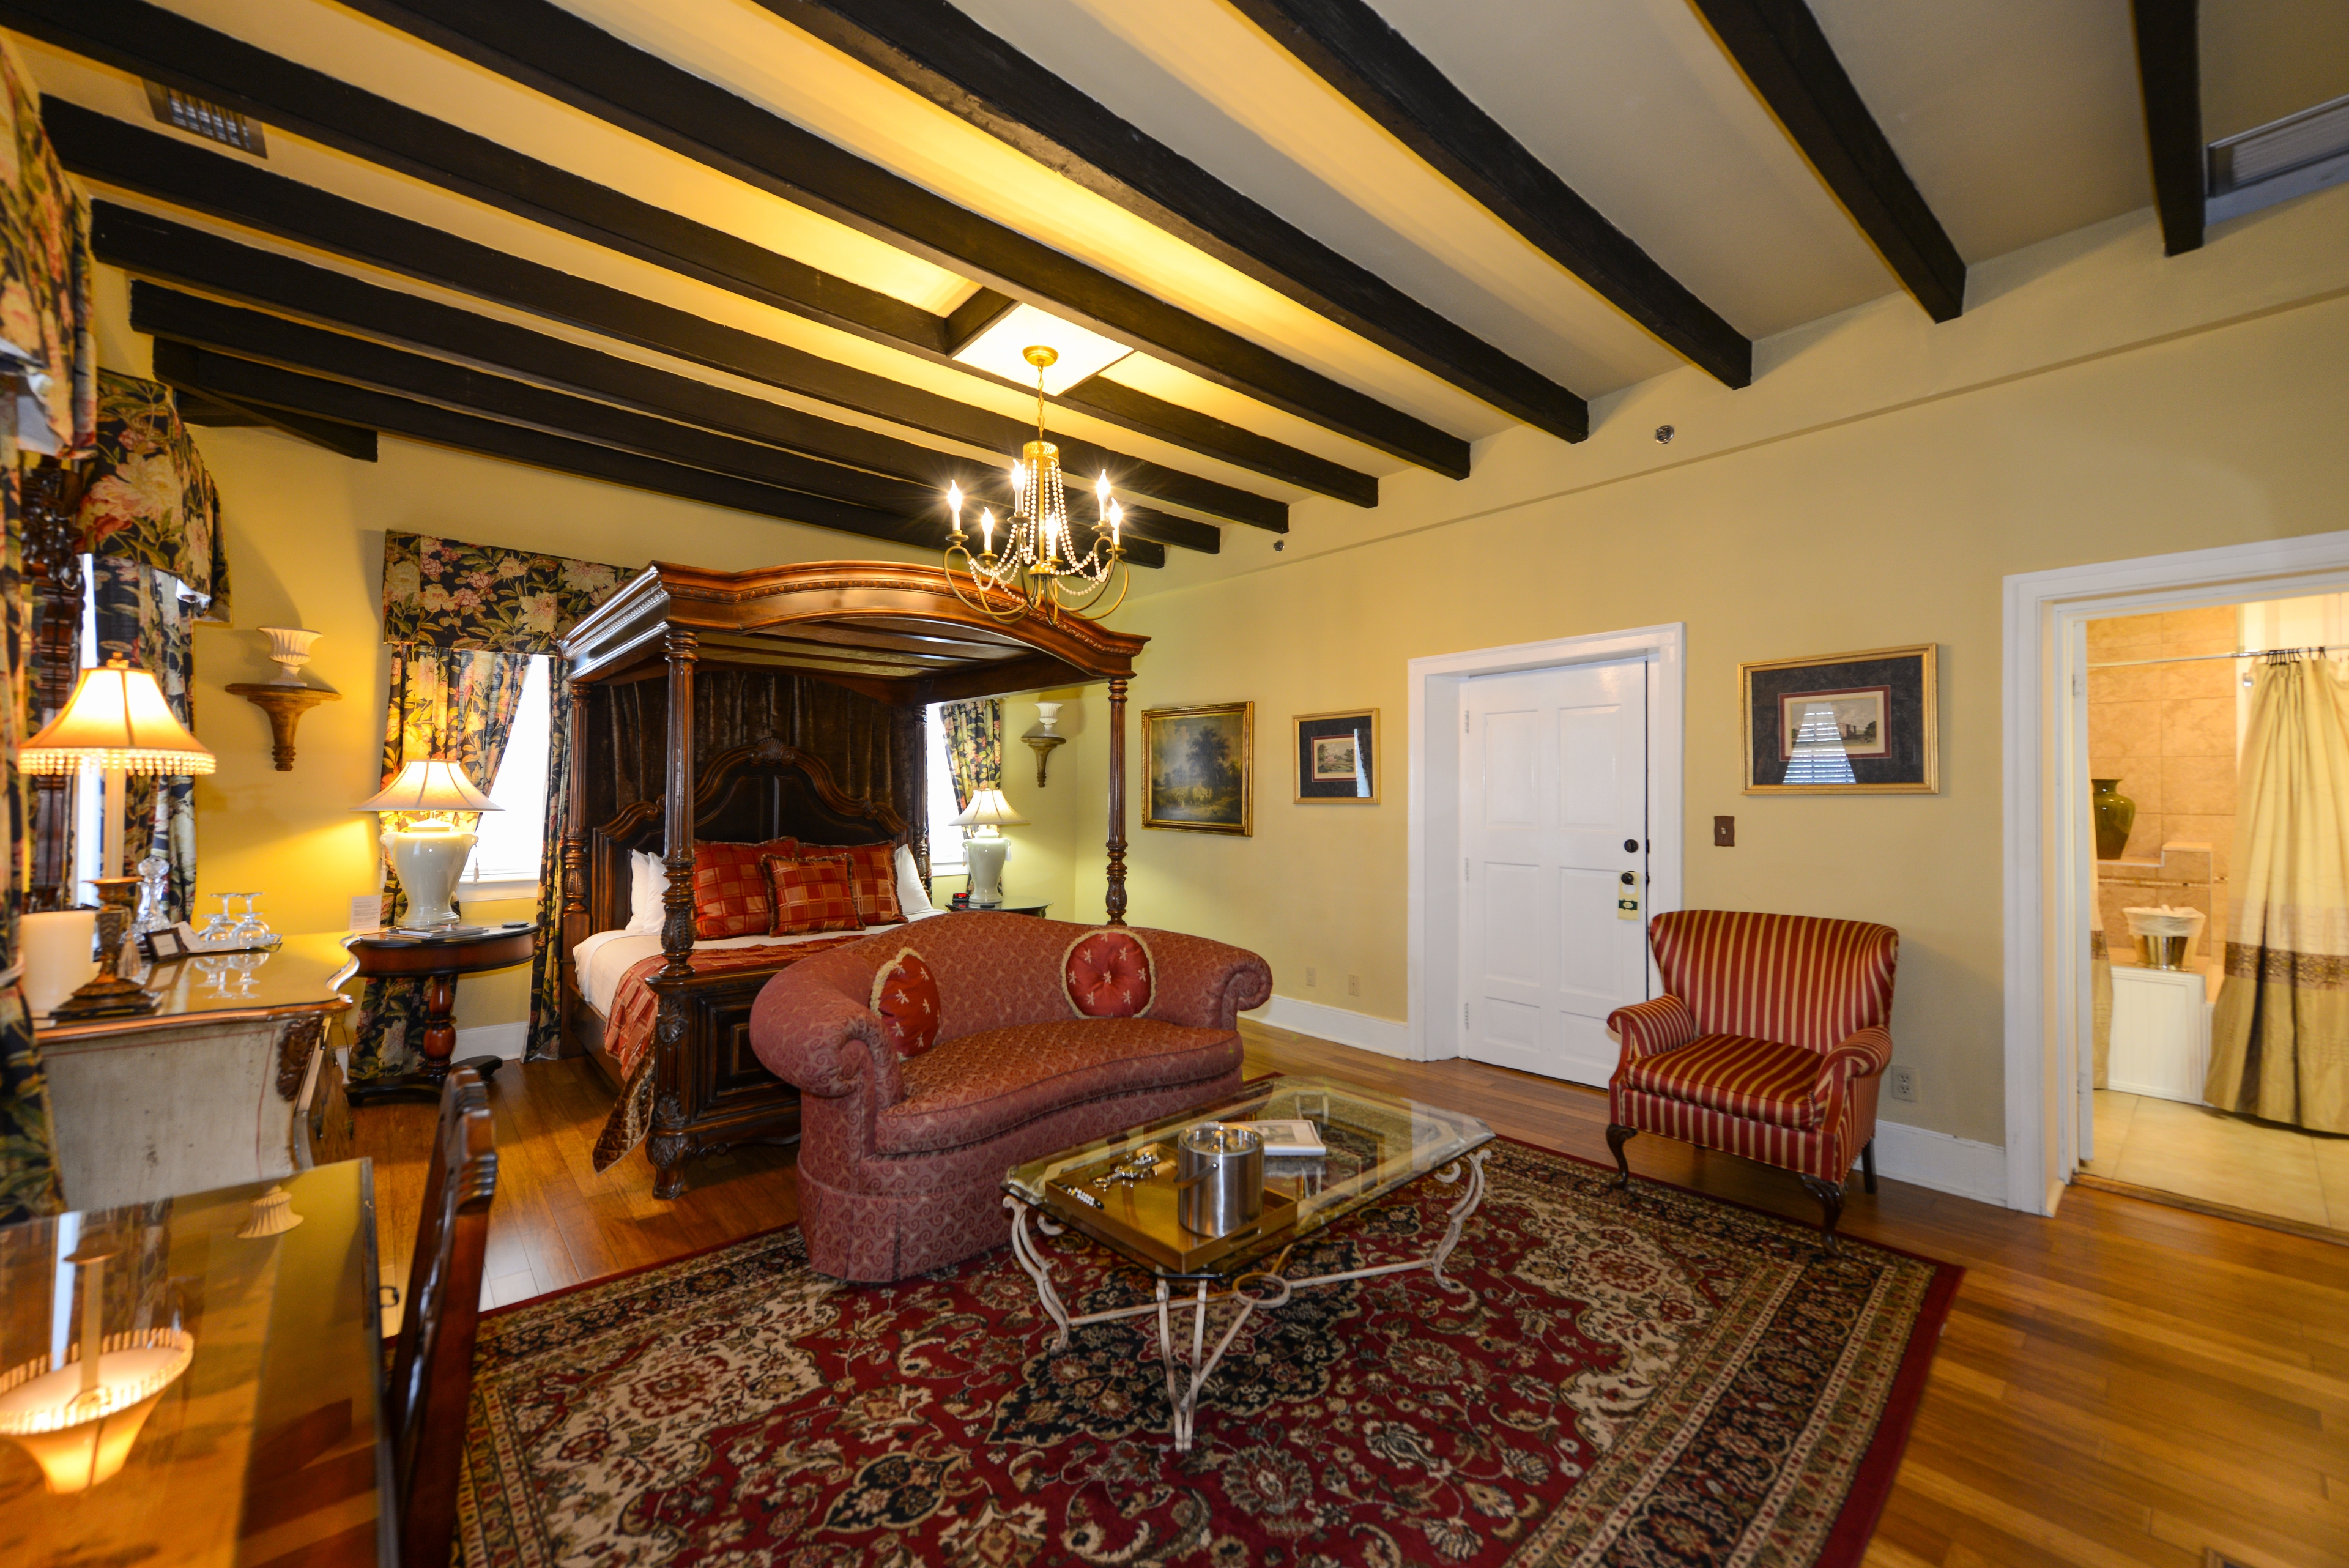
left=943, top=345, right=1128, bottom=624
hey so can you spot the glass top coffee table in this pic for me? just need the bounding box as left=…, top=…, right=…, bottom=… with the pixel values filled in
left=1003, top=1075, right=1494, bottom=1451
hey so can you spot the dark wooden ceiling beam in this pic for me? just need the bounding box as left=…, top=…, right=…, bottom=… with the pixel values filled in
left=2130, top=0, right=2205, bottom=256
left=55, top=109, right=1280, bottom=532
left=133, top=288, right=1186, bottom=561
left=336, top=0, right=1472, bottom=475
left=1685, top=0, right=1967, bottom=322
left=94, top=207, right=1225, bottom=548
left=759, top=0, right=1590, bottom=437
left=1221, top=0, right=1753, bottom=388
left=10, top=0, right=1341, bottom=507
left=176, top=385, right=379, bottom=459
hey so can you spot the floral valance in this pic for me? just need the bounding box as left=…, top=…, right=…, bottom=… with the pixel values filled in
left=381, top=532, right=632, bottom=655
left=73, top=371, right=229, bottom=619
left=0, top=37, right=96, bottom=458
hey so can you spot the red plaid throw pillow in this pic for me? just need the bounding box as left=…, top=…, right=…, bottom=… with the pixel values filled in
left=763, top=853, right=864, bottom=935
left=867, top=946, right=941, bottom=1058
left=691, top=838, right=800, bottom=938
left=806, top=840, right=903, bottom=926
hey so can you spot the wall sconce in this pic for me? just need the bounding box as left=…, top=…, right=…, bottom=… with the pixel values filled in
left=1022, top=700, right=1067, bottom=786
left=225, top=626, right=340, bottom=771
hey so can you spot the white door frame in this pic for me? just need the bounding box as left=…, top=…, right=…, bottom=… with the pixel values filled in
left=1409, top=624, right=1686, bottom=1064
left=2000, top=529, right=2349, bottom=1214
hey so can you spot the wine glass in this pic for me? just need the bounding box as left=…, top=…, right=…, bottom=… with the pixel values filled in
left=232, top=894, right=272, bottom=949
left=199, top=893, right=237, bottom=946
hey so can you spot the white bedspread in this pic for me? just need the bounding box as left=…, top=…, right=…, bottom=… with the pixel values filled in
left=573, top=913, right=940, bottom=1017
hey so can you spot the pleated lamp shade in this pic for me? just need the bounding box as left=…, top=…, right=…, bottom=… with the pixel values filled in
left=354, top=758, right=500, bottom=814
left=19, top=657, right=215, bottom=775
left=949, top=787, right=1029, bottom=829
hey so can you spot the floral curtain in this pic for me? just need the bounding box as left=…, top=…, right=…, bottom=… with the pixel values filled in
left=73, top=372, right=227, bottom=620
left=940, top=697, right=1001, bottom=814
left=92, top=559, right=197, bottom=921
left=373, top=533, right=630, bottom=1074
left=1, top=41, right=96, bottom=1222
left=2206, top=656, right=2349, bottom=1133
left=0, top=39, right=96, bottom=459
left=350, top=646, right=532, bottom=1080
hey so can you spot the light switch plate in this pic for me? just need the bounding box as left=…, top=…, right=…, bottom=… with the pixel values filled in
left=1714, top=815, right=1736, bottom=847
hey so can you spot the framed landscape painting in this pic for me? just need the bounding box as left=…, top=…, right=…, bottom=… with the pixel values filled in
left=1294, top=708, right=1379, bottom=804
left=1143, top=702, right=1253, bottom=834
left=1742, top=644, right=1939, bottom=794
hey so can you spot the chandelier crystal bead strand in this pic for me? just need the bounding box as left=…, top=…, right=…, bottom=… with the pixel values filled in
left=943, top=345, right=1128, bottom=625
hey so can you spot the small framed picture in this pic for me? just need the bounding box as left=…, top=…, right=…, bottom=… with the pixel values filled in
left=1742, top=644, right=1939, bottom=794
left=1142, top=702, right=1253, bottom=835
left=138, top=923, right=196, bottom=962
left=1293, top=708, right=1379, bottom=804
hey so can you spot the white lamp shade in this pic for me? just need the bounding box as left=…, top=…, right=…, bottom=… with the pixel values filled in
left=949, top=787, right=1029, bottom=829
left=20, top=658, right=215, bottom=775
left=354, top=757, right=500, bottom=814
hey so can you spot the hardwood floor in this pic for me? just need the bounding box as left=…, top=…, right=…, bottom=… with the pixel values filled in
left=354, top=1023, right=2349, bottom=1568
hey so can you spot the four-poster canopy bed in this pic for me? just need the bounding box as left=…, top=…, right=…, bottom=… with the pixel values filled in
left=557, top=561, right=1148, bottom=1199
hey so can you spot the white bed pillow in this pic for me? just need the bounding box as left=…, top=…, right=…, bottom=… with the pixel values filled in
left=894, top=843, right=941, bottom=920
left=624, top=850, right=666, bottom=934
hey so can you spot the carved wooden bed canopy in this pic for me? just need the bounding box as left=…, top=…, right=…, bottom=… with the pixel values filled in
left=560, top=558, right=1149, bottom=926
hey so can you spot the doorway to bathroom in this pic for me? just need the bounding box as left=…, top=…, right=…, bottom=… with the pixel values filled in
left=2076, top=595, right=2349, bottom=1240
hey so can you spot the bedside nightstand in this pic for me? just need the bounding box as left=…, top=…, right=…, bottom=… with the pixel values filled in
left=949, top=901, right=1052, bottom=918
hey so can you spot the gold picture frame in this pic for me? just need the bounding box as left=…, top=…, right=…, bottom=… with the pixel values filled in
left=1142, top=702, right=1254, bottom=834
left=1293, top=708, right=1380, bottom=804
left=1741, top=644, right=1939, bottom=795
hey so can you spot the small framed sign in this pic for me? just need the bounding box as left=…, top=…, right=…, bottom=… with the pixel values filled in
left=1742, top=644, right=1939, bottom=794
left=1293, top=708, right=1379, bottom=804
left=138, top=922, right=195, bottom=962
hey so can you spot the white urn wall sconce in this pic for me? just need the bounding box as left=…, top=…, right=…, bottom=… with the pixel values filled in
left=225, top=626, right=340, bottom=771
left=1022, top=700, right=1067, bottom=787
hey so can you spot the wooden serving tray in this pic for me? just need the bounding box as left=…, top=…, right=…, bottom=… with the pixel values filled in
left=1044, top=1163, right=1302, bottom=1276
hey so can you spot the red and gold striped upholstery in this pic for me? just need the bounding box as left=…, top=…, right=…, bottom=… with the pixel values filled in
left=1607, top=911, right=1898, bottom=1183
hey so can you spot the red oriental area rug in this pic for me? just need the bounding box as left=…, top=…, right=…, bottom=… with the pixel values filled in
left=459, top=1137, right=1958, bottom=1568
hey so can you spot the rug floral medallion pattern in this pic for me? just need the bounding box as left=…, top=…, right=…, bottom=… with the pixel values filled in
left=460, top=1140, right=1955, bottom=1568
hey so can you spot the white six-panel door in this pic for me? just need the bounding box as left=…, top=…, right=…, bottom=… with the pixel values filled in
left=1458, top=661, right=1650, bottom=1085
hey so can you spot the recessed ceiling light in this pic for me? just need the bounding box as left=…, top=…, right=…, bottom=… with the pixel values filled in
left=950, top=301, right=1131, bottom=395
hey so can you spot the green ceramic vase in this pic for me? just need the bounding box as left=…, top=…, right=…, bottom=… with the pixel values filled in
left=2091, top=778, right=2135, bottom=860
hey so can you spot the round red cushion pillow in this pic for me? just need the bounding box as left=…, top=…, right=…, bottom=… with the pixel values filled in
left=1063, top=929, right=1154, bottom=1019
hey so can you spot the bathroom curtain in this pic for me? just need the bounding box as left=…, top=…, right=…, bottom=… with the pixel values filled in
left=349, top=646, right=530, bottom=1082
left=940, top=697, right=1002, bottom=812
left=92, top=559, right=198, bottom=923
left=2205, top=656, right=2349, bottom=1132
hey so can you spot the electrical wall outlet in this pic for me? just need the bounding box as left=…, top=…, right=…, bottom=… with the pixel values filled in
left=1888, top=1066, right=1918, bottom=1103
left=1347, top=975, right=1360, bottom=997
left=1305, top=966, right=1317, bottom=987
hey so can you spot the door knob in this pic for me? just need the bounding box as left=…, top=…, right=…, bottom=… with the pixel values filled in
left=1620, top=871, right=1637, bottom=885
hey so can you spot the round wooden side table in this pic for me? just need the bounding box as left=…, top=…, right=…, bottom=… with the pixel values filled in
left=344, top=924, right=539, bottom=1106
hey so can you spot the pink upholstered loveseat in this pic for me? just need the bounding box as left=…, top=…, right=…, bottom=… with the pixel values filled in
left=749, top=913, right=1273, bottom=1282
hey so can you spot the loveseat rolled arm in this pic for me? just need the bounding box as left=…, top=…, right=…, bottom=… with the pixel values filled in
left=1606, top=994, right=1698, bottom=1063
left=1139, top=930, right=1276, bottom=1031
left=749, top=967, right=904, bottom=1104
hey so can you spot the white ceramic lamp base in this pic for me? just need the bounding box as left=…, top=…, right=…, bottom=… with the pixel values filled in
left=965, top=834, right=1009, bottom=907
left=382, top=823, right=477, bottom=928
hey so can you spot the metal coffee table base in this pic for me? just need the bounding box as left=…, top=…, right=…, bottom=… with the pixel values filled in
left=1005, top=1148, right=1490, bottom=1452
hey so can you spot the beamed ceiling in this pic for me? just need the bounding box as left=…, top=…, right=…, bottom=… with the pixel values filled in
left=15, top=0, right=2346, bottom=565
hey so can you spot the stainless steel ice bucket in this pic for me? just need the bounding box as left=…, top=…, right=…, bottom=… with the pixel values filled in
left=2137, top=934, right=2192, bottom=970
left=1176, top=1123, right=1264, bottom=1237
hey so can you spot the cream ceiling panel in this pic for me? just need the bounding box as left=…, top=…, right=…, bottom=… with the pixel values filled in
left=1809, top=0, right=2148, bottom=265
left=2202, top=0, right=2349, bottom=141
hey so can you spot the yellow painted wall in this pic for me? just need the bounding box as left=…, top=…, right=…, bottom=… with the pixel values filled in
left=1063, top=194, right=2349, bottom=1150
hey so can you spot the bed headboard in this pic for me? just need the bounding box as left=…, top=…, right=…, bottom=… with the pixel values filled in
left=583, top=737, right=912, bottom=936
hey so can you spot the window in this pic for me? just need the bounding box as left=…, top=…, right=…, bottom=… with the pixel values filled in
left=924, top=704, right=967, bottom=874
left=463, top=655, right=552, bottom=890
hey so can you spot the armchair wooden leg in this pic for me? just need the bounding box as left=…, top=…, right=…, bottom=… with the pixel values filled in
left=1798, top=1175, right=1846, bottom=1254
left=1605, top=1124, right=1637, bottom=1189
left=1860, top=1139, right=1877, bottom=1195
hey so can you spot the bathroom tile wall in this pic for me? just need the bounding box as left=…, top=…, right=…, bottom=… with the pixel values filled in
left=2087, top=608, right=2236, bottom=957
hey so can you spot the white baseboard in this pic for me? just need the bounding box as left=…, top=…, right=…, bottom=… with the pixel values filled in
left=455, top=1022, right=529, bottom=1062
left=1867, top=1120, right=2009, bottom=1206
left=1248, top=995, right=1415, bottom=1060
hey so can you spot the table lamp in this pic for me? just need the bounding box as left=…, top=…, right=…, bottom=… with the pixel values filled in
left=0, top=1243, right=195, bottom=1493
left=19, top=656, right=216, bottom=1020
left=354, top=758, right=500, bottom=929
left=951, top=787, right=1029, bottom=907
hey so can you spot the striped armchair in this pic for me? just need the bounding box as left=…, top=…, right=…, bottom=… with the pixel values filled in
left=1604, top=910, right=1898, bottom=1249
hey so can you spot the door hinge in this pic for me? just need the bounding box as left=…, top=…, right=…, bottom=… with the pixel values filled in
left=1463, top=709, right=1471, bottom=732
left=1463, top=1001, right=1470, bottom=1028
left=1463, top=856, right=1470, bottom=882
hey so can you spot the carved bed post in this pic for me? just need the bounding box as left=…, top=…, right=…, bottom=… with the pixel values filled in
left=555, top=678, right=593, bottom=1058
left=1105, top=675, right=1129, bottom=927
left=648, top=626, right=698, bottom=1199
